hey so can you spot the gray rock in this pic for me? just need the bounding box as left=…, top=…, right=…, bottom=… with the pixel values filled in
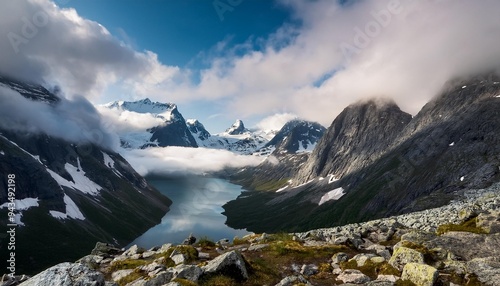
left=19, top=262, right=105, bottom=286
left=332, top=252, right=349, bottom=264
left=202, top=250, right=248, bottom=281
left=366, top=281, right=395, bottom=286
left=275, top=275, right=312, bottom=286
left=376, top=275, right=398, bottom=282
left=476, top=210, right=500, bottom=234
left=423, top=232, right=500, bottom=261
left=350, top=253, right=377, bottom=267
left=139, top=262, right=165, bottom=273
left=466, top=257, right=500, bottom=286
left=157, top=243, right=172, bottom=254
left=300, top=264, right=318, bottom=276
left=183, top=233, right=196, bottom=245
left=77, top=255, right=104, bottom=269
left=111, top=269, right=134, bottom=282
left=143, top=271, right=174, bottom=286
left=170, top=254, right=186, bottom=265
left=171, top=265, right=203, bottom=282
left=198, top=252, right=210, bottom=260
left=337, top=269, right=371, bottom=284
left=389, top=247, right=424, bottom=271
left=141, top=251, right=156, bottom=259
left=248, top=244, right=269, bottom=251
left=401, top=263, right=438, bottom=286
left=123, top=245, right=145, bottom=257
left=91, top=242, right=122, bottom=258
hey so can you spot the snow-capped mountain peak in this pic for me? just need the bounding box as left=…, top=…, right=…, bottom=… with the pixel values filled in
left=104, top=98, right=176, bottom=116
left=225, top=119, right=247, bottom=135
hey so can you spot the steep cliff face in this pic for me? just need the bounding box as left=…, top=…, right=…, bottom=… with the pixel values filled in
left=0, top=78, right=172, bottom=274
left=224, top=76, right=500, bottom=233
left=148, top=105, right=198, bottom=148
left=295, top=98, right=412, bottom=185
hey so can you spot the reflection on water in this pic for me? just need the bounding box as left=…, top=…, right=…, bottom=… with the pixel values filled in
left=129, top=175, right=249, bottom=248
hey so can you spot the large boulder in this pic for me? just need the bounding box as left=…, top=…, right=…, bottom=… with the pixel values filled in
left=476, top=210, right=500, bottom=234
left=423, top=232, right=500, bottom=261
left=201, top=250, right=248, bottom=281
left=19, top=263, right=105, bottom=286
left=401, top=263, right=438, bottom=286
left=467, top=257, right=500, bottom=286
left=388, top=247, right=424, bottom=271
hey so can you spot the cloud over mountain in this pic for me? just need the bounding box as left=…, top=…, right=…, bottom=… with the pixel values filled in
left=2, top=0, right=500, bottom=129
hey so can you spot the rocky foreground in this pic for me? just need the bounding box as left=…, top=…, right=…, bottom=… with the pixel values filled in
left=3, top=183, right=500, bottom=286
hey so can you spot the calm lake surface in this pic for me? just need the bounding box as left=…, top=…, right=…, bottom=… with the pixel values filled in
left=129, top=175, right=249, bottom=249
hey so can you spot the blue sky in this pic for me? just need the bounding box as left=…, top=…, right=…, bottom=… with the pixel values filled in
left=58, top=0, right=291, bottom=68
left=56, top=0, right=292, bottom=132
left=2, top=0, right=499, bottom=134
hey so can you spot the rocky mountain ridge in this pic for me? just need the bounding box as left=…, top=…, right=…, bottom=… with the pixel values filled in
left=0, top=78, right=172, bottom=275
left=223, top=75, right=500, bottom=233
left=7, top=182, right=500, bottom=286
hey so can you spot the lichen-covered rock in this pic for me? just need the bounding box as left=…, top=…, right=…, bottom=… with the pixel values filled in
left=201, top=250, right=248, bottom=281
left=350, top=253, right=377, bottom=267
left=389, top=247, right=424, bottom=271
left=423, top=232, right=500, bottom=261
left=476, top=210, right=500, bottom=234
left=401, top=263, right=438, bottom=286
left=337, top=269, right=371, bottom=284
left=19, top=263, right=105, bottom=286
left=466, top=257, right=500, bottom=286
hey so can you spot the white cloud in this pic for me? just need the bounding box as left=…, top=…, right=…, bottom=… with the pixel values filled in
left=0, top=86, right=118, bottom=149
left=121, top=147, right=263, bottom=176
left=3, top=0, right=500, bottom=130
left=96, top=106, right=165, bottom=134
left=255, top=113, right=298, bottom=132
left=0, top=0, right=181, bottom=99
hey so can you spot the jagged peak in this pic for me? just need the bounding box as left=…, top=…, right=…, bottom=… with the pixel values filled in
left=226, top=119, right=247, bottom=135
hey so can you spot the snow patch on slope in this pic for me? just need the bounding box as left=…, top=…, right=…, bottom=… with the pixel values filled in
left=0, top=198, right=39, bottom=226
left=49, top=194, right=85, bottom=220
left=0, top=198, right=39, bottom=210
left=318, top=188, right=345, bottom=205
left=46, top=157, right=102, bottom=195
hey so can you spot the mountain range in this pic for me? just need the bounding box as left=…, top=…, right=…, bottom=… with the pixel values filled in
left=224, top=74, right=500, bottom=233
left=2, top=72, right=500, bottom=276
left=102, top=98, right=324, bottom=156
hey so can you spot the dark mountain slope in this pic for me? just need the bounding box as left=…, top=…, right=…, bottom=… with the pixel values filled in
left=0, top=79, right=172, bottom=274
left=224, top=76, right=500, bottom=233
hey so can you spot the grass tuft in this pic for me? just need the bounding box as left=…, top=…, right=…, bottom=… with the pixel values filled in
left=436, top=217, right=487, bottom=235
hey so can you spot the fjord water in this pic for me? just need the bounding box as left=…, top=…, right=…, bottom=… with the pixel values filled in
left=129, top=175, right=249, bottom=248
